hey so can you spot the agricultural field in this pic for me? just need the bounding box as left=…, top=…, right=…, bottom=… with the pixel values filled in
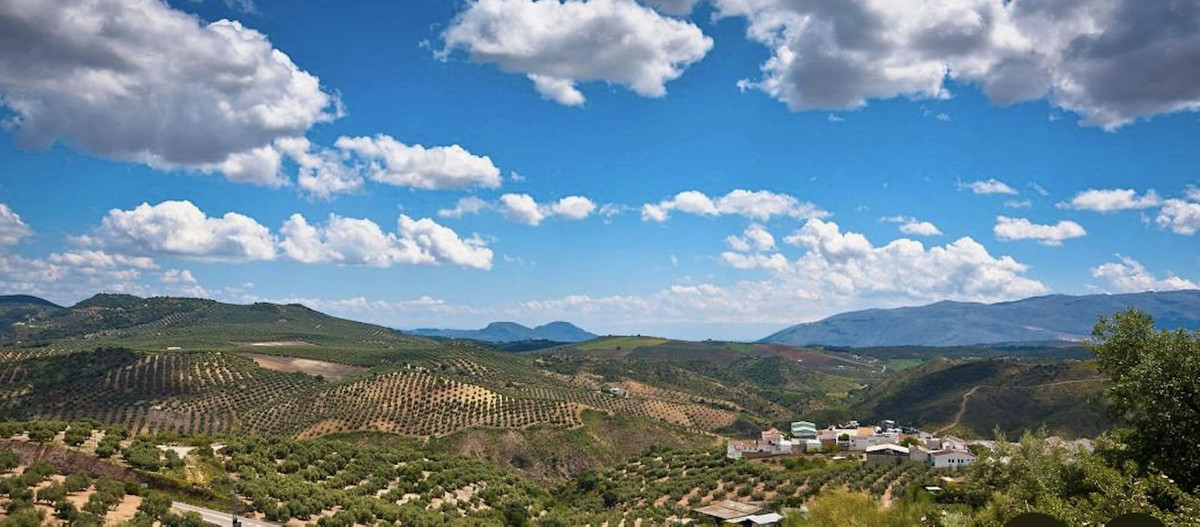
left=0, top=293, right=1117, bottom=487
left=564, top=447, right=937, bottom=518
left=0, top=420, right=957, bottom=526
left=242, top=353, right=365, bottom=382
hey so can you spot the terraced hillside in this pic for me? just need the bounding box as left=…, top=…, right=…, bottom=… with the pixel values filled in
left=0, top=344, right=752, bottom=441
left=0, top=293, right=1109, bottom=477
left=0, top=296, right=881, bottom=476
left=0, top=420, right=946, bottom=525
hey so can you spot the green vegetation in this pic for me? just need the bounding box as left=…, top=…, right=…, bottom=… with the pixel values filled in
left=850, top=357, right=1107, bottom=438
left=5, top=294, right=1191, bottom=525
left=1, top=294, right=440, bottom=365
left=1090, top=309, right=1200, bottom=492
left=571, top=336, right=669, bottom=353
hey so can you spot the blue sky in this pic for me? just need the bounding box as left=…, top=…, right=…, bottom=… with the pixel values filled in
left=0, top=0, right=1198, bottom=340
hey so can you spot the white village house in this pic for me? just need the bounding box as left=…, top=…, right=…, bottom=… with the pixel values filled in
left=931, top=449, right=976, bottom=468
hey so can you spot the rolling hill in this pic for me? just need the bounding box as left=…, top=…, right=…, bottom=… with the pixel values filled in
left=0, top=294, right=64, bottom=334
left=762, top=290, right=1200, bottom=347
left=408, top=320, right=597, bottom=342
left=0, top=293, right=440, bottom=363
left=0, top=294, right=876, bottom=476
left=848, top=358, right=1108, bottom=438
left=0, top=292, right=1121, bottom=476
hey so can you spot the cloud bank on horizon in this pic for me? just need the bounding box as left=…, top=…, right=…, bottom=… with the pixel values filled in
left=0, top=0, right=1198, bottom=339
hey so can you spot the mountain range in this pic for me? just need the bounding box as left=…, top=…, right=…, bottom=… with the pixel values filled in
left=761, top=290, right=1200, bottom=347
left=408, top=321, right=597, bottom=343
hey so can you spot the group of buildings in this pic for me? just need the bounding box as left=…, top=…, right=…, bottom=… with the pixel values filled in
left=726, top=419, right=978, bottom=469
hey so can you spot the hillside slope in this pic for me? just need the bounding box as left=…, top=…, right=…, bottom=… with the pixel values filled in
left=409, top=321, right=597, bottom=342
left=849, top=358, right=1107, bottom=438
left=0, top=295, right=64, bottom=337
left=2, top=293, right=438, bottom=363
left=762, top=290, right=1200, bottom=346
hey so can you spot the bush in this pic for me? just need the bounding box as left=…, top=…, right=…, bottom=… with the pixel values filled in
left=65, top=472, right=91, bottom=492
left=138, top=492, right=171, bottom=519
left=0, top=508, right=43, bottom=527
left=0, top=450, right=18, bottom=472
left=54, top=500, right=78, bottom=521
left=36, top=483, right=66, bottom=504
left=64, top=426, right=90, bottom=447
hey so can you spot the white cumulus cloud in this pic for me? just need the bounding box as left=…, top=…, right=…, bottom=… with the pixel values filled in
left=959, top=178, right=1018, bottom=195
left=640, top=0, right=700, bottom=15
left=85, top=201, right=277, bottom=262
left=642, top=189, right=828, bottom=222
left=525, top=218, right=1045, bottom=328
left=438, top=196, right=491, bottom=219
left=498, top=194, right=597, bottom=226
left=0, top=0, right=335, bottom=184
left=279, top=213, right=493, bottom=270
left=725, top=224, right=776, bottom=252
left=547, top=196, right=598, bottom=220
left=442, top=0, right=713, bottom=105
left=881, top=215, right=942, bottom=236
left=1058, top=188, right=1161, bottom=212
left=994, top=216, right=1086, bottom=246
left=498, top=194, right=547, bottom=226
left=1155, top=198, right=1200, bottom=235
left=0, top=204, right=33, bottom=245
left=1091, top=256, right=1198, bottom=292
left=335, top=135, right=502, bottom=191
left=716, top=0, right=1200, bottom=129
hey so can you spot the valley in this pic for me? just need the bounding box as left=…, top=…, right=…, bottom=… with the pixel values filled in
left=0, top=293, right=1190, bottom=526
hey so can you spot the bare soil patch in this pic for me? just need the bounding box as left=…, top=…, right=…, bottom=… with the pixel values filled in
left=233, top=340, right=316, bottom=348
left=242, top=353, right=364, bottom=381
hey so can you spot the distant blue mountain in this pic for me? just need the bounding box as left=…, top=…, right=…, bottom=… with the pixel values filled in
left=408, top=321, right=597, bottom=343
left=761, top=291, right=1200, bottom=347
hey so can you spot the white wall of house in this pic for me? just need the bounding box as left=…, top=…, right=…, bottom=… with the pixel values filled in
left=932, top=451, right=975, bottom=468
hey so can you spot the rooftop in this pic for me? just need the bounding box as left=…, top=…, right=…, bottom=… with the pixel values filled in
left=693, top=500, right=771, bottom=520
left=865, top=444, right=909, bottom=454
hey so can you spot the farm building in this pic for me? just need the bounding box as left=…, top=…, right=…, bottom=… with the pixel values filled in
left=931, top=449, right=976, bottom=468
left=726, top=428, right=794, bottom=459
left=864, top=444, right=910, bottom=465
left=693, top=500, right=782, bottom=526
left=909, top=445, right=933, bottom=463
left=927, top=435, right=969, bottom=451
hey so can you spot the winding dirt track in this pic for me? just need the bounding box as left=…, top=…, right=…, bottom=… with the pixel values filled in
left=933, top=378, right=1106, bottom=436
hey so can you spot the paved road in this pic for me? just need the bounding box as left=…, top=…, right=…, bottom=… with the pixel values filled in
left=172, top=502, right=281, bottom=527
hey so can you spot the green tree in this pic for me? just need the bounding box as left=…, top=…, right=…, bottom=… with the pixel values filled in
left=161, top=511, right=206, bottom=527
left=0, top=508, right=43, bottom=527
left=0, top=449, right=18, bottom=472
left=1090, top=309, right=1200, bottom=491
left=503, top=502, right=530, bottom=527
left=53, top=499, right=78, bottom=522
left=36, top=482, right=66, bottom=504
left=137, top=492, right=172, bottom=519
left=64, top=472, right=91, bottom=493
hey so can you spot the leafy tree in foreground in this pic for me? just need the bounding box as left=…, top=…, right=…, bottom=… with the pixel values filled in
left=957, top=430, right=1200, bottom=525
left=1090, top=309, right=1200, bottom=492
